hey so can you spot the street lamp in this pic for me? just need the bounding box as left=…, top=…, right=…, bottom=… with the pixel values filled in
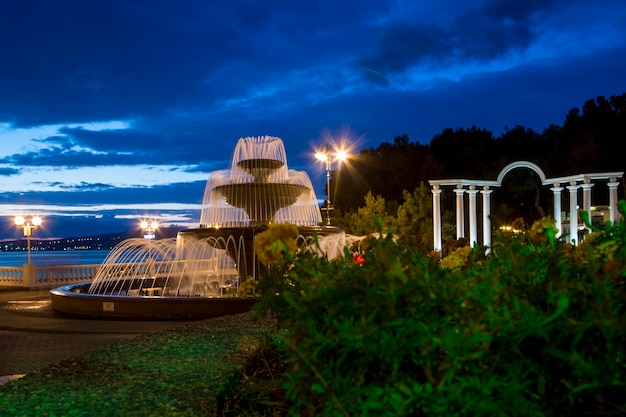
left=140, top=220, right=159, bottom=240
left=315, top=144, right=348, bottom=225
left=14, top=215, right=42, bottom=264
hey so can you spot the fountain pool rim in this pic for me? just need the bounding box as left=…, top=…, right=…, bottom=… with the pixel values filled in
left=50, top=283, right=256, bottom=320
left=50, top=225, right=344, bottom=320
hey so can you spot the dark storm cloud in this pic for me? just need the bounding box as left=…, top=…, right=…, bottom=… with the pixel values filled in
left=357, top=3, right=550, bottom=76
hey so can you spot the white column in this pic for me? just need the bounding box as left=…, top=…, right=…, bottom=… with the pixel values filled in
left=481, top=186, right=493, bottom=249
left=581, top=178, right=593, bottom=231
left=467, top=186, right=478, bottom=247
left=432, top=185, right=442, bottom=251
left=551, top=183, right=563, bottom=238
left=567, top=182, right=579, bottom=245
left=608, top=178, right=620, bottom=224
left=453, top=186, right=465, bottom=239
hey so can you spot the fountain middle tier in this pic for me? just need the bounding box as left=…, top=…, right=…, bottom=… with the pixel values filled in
left=213, top=183, right=310, bottom=225
left=236, top=158, right=285, bottom=182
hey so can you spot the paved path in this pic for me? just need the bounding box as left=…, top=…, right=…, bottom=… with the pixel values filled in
left=0, top=288, right=184, bottom=385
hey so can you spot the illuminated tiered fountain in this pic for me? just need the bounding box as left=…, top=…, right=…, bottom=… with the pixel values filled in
left=181, top=135, right=340, bottom=280
left=202, top=135, right=321, bottom=227
left=51, top=136, right=344, bottom=319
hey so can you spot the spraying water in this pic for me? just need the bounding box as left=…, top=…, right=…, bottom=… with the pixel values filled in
left=88, top=136, right=346, bottom=298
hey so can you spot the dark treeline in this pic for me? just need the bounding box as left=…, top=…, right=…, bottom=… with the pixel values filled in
left=331, top=93, right=626, bottom=228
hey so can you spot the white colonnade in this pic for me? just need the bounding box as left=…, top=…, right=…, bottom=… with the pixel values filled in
left=429, top=161, right=623, bottom=252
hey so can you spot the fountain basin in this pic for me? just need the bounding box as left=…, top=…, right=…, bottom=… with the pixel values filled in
left=51, top=283, right=256, bottom=320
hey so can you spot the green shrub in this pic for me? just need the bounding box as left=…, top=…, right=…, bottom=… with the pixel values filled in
left=254, top=206, right=626, bottom=416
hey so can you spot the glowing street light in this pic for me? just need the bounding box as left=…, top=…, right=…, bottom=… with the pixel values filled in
left=140, top=220, right=159, bottom=278
left=141, top=220, right=158, bottom=240
left=315, top=143, right=348, bottom=225
left=14, top=215, right=43, bottom=264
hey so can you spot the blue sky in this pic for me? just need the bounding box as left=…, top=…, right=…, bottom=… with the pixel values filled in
left=1, top=0, right=625, bottom=239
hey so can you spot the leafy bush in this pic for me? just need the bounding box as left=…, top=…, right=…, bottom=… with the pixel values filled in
left=253, top=205, right=626, bottom=416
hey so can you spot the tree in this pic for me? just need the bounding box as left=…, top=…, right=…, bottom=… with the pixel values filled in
left=336, top=192, right=394, bottom=236
left=332, top=92, right=626, bottom=234
left=393, top=182, right=433, bottom=252
left=429, top=126, right=497, bottom=179
left=496, top=125, right=545, bottom=166
left=549, top=94, right=626, bottom=175
left=334, top=135, right=430, bottom=213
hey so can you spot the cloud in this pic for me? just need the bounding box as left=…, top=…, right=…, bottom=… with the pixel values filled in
left=483, top=0, right=564, bottom=21
left=0, top=126, right=232, bottom=169
left=357, top=4, right=544, bottom=78
left=0, top=1, right=237, bottom=126
left=3, top=180, right=207, bottom=206
left=0, top=0, right=385, bottom=128
left=58, top=182, right=117, bottom=191
left=0, top=142, right=137, bottom=167
left=354, top=0, right=625, bottom=88
left=0, top=167, right=19, bottom=176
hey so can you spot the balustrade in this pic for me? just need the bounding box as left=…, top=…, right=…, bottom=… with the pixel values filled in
left=0, top=263, right=101, bottom=289
left=1, top=257, right=236, bottom=290
left=0, top=267, right=25, bottom=286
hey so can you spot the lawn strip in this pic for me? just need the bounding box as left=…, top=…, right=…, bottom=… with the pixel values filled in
left=0, top=312, right=274, bottom=416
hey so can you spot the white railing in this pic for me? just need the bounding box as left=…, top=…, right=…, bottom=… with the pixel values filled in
left=0, top=263, right=102, bottom=289
left=0, top=259, right=238, bottom=290
left=0, top=267, right=25, bottom=287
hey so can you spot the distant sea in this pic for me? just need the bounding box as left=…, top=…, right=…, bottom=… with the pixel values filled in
left=0, top=250, right=111, bottom=268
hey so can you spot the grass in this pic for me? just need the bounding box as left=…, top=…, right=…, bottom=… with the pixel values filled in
left=0, top=312, right=281, bottom=417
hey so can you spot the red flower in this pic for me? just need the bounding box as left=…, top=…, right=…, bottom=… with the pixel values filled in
left=353, top=253, right=365, bottom=266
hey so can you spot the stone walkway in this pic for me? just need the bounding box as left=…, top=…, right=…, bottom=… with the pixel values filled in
left=0, top=288, right=183, bottom=385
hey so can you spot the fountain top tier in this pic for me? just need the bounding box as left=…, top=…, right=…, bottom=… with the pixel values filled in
left=200, top=136, right=322, bottom=228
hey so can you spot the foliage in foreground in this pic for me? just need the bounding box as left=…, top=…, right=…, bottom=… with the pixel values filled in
left=254, top=204, right=626, bottom=416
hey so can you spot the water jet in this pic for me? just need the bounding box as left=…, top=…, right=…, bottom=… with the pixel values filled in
left=51, top=136, right=345, bottom=319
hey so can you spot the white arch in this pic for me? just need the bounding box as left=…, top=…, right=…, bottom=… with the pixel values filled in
left=496, top=161, right=547, bottom=185
left=431, top=161, right=623, bottom=251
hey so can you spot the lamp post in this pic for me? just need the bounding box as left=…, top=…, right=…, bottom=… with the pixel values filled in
left=14, top=215, right=42, bottom=264
left=141, top=220, right=158, bottom=241
left=141, top=220, right=159, bottom=276
left=315, top=144, right=347, bottom=226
